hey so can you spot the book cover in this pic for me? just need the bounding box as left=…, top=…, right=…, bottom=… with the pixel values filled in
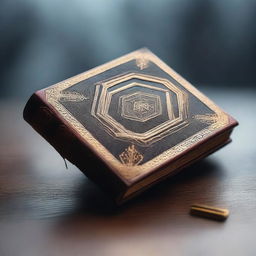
left=24, top=48, right=238, bottom=203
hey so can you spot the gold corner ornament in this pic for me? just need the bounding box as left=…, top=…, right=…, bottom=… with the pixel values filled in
left=47, top=89, right=87, bottom=103
left=193, top=114, right=218, bottom=124
left=58, top=91, right=87, bottom=102
left=136, top=55, right=149, bottom=70
left=119, top=144, right=143, bottom=166
left=193, top=114, right=227, bottom=129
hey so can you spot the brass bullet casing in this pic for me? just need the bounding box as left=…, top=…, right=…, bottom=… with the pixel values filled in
left=190, top=204, right=229, bottom=221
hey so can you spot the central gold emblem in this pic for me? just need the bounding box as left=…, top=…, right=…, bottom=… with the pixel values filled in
left=134, top=101, right=150, bottom=112
left=120, top=92, right=162, bottom=122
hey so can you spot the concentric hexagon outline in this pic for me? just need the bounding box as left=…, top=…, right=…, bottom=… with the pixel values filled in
left=107, top=82, right=174, bottom=120
left=100, top=82, right=180, bottom=139
left=91, top=73, right=189, bottom=145
left=92, top=83, right=182, bottom=142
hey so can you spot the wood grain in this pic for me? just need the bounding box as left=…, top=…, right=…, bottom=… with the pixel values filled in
left=0, top=89, right=255, bottom=256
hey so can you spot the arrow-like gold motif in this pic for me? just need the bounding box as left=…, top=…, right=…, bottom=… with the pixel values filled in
left=119, top=144, right=143, bottom=166
left=58, top=91, right=87, bottom=102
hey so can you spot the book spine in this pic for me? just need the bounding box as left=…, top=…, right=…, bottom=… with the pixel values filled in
left=23, top=92, right=127, bottom=201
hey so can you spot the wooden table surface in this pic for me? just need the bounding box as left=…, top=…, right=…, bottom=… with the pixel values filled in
left=0, top=88, right=255, bottom=256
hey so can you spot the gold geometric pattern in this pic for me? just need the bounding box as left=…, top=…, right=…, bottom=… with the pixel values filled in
left=119, top=144, right=143, bottom=166
left=91, top=73, right=189, bottom=146
left=120, top=91, right=162, bottom=122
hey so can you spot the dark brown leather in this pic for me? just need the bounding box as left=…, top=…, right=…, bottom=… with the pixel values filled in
left=23, top=49, right=238, bottom=203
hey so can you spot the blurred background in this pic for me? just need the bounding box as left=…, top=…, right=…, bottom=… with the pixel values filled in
left=1, top=0, right=256, bottom=99
left=1, top=2, right=256, bottom=255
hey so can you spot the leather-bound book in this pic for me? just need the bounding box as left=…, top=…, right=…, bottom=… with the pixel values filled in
left=23, top=48, right=238, bottom=204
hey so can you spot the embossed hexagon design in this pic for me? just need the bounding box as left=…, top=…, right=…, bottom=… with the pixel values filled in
left=91, top=73, right=189, bottom=146
left=120, top=92, right=162, bottom=122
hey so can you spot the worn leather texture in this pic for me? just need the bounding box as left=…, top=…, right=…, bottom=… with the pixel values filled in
left=23, top=49, right=238, bottom=202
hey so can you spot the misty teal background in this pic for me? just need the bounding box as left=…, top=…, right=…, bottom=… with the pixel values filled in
left=1, top=0, right=256, bottom=98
